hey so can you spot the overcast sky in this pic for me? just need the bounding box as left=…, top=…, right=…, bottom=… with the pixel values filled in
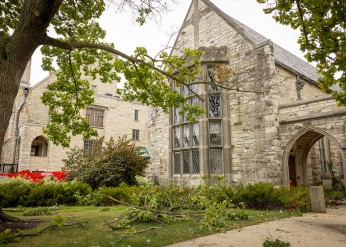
left=30, top=0, right=305, bottom=85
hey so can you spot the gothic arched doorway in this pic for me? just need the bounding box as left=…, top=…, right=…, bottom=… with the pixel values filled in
left=282, top=127, right=345, bottom=188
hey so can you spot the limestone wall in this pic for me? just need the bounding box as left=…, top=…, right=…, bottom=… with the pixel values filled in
left=276, top=67, right=328, bottom=105
left=3, top=71, right=150, bottom=171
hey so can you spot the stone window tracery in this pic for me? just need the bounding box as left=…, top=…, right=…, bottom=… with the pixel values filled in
left=170, top=63, right=227, bottom=178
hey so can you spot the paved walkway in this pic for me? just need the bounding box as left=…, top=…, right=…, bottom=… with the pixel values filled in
left=165, top=205, right=346, bottom=247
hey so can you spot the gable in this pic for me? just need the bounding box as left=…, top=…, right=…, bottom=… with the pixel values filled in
left=174, top=0, right=319, bottom=84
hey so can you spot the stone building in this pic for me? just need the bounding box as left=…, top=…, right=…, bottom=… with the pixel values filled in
left=1, top=60, right=149, bottom=172
left=147, top=0, right=346, bottom=187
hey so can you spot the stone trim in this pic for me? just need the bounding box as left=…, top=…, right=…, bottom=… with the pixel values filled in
left=279, top=109, right=346, bottom=125
left=278, top=96, right=333, bottom=109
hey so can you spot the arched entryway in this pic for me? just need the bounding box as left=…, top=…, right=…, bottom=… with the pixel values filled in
left=283, top=127, right=345, bottom=187
left=30, top=136, right=48, bottom=157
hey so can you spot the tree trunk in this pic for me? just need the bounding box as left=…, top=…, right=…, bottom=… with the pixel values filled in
left=0, top=0, right=63, bottom=158
left=0, top=208, right=18, bottom=223
left=0, top=0, right=63, bottom=222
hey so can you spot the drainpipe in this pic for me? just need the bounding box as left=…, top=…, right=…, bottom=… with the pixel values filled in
left=12, top=87, right=30, bottom=167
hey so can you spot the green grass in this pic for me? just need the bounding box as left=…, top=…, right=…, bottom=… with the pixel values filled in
left=3, top=206, right=301, bottom=247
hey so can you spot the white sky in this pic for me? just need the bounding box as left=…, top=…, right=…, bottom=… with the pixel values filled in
left=30, top=0, right=305, bottom=85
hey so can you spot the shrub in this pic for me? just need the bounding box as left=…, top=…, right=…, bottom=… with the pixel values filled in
left=61, top=181, right=93, bottom=205
left=232, top=183, right=310, bottom=211
left=276, top=186, right=310, bottom=212
left=64, top=137, right=150, bottom=189
left=26, top=181, right=64, bottom=206
left=233, top=183, right=279, bottom=209
left=95, top=184, right=143, bottom=205
left=0, top=177, right=33, bottom=207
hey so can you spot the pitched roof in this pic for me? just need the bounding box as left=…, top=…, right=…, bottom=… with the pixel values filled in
left=200, top=0, right=319, bottom=82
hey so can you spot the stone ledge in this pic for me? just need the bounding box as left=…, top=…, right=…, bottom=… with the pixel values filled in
left=279, top=109, right=346, bottom=124
left=278, top=96, right=333, bottom=109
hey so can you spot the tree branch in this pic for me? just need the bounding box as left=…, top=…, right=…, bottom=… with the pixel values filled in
left=43, top=36, right=193, bottom=88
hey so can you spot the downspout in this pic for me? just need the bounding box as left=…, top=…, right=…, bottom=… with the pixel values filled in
left=12, top=87, right=30, bottom=166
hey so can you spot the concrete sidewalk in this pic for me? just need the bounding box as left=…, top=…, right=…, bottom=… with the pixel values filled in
left=165, top=205, right=346, bottom=247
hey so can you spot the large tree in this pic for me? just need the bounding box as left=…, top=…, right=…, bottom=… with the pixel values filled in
left=0, top=0, right=203, bottom=153
left=0, top=0, right=204, bottom=221
left=257, top=0, right=346, bottom=104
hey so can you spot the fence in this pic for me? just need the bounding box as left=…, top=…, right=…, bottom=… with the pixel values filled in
left=0, top=163, right=18, bottom=173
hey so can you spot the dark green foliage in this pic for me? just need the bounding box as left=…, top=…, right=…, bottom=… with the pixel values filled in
left=233, top=183, right=310, bottom=211
left=263, top=238, right=290, bottom=247
left=233, top=183, right=278, bottom=208
left=0, top=178, right=33, bottom=207
left=63, top=137, right=150, bottom=189
left=94, top=184, right=143, bottom=205
left=0, top=178, right=92, bottom=207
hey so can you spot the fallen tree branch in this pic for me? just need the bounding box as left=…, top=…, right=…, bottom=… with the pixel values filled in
left=3, top=221, right=88, bottom=241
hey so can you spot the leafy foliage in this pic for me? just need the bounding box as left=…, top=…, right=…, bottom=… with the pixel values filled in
left=263, top=238, right=291, bottom=247
left=257, top=0, right=346, bottom=104
left=63, top=137, right=150, bottom=189
left=0, top=178, right=92, bottom=207
left=22, top=207, right=52, bottom=216
left=233, top=182, right=310, bottom=212
left=0, top=0, right=204, bottom=150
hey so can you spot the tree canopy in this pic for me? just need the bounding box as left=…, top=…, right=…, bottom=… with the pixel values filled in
left=0, top=0, right=203, bottom=148
left=257, top=0, right=346, bottom=104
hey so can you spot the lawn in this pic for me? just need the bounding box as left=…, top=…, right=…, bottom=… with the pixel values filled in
left=2, top=206, right=301, bottom=247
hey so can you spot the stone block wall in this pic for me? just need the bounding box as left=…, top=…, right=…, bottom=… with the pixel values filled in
left=2, top=71, right=150, bottom=172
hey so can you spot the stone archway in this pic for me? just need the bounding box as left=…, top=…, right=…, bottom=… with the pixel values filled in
left=282, top=127, right=346, bottom=187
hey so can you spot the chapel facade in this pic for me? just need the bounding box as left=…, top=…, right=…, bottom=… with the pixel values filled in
left=147, top=0, right=346, bottom=188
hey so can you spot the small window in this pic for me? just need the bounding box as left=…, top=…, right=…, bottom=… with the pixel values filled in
left=134, top=110, right=139, bottom=121
left=209, top=122, right=222, bottom=145
left=84, top=140, right=97, bottom=153
left=174, top=126, right=180, bottom=148
left=208, top=95, right=221, bottom=118
left=174, top=151, right=180, bottom=174
left=132, top=129, right=140, bottom=141
left=86, top=107, right=104, bottom=128
left=183, top=151, right=190, bottom=174
left=210, top=148, right=223, bottom=174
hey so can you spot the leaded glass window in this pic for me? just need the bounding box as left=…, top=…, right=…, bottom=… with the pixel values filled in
left=174, top=126, right=180, bottom=148
left=192, top=123, right=199, bottom=146
left=182, top=85, right=189, bottom=97
left=209, top=122, right=221, bottom=145
left=191, top=83, right=199, bottom=94
left=210, top=148, right=223, bottom=174
left=207, top=67, right=220, bottom=92
left=192, top=149, right=200, bottom=173
left=183, top=151, right=190, bottom=174
left=174, top=152, right=180, bottom=174
left=183, top=124, right=189, bottom=147
left=174, top=107, right=181, bottom=124
left=191, top=97, right=199, bottom=106
left=208, top=95, right=221, bottom=118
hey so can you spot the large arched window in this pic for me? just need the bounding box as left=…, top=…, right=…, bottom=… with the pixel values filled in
left=30, top=136, right=48, bottom=157
left=170, top=63, right=230, bottom=180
